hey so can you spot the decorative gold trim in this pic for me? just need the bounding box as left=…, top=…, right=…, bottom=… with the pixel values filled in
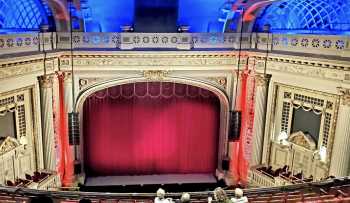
left=38, top=75, right=54, bottom=88
left=55, top=71, right=72, bottom=82
left=255, top=74, right=272, bottom=87
left=288, top=131, right=316, bottom=151
left=142, top=70, right=170, bottom=81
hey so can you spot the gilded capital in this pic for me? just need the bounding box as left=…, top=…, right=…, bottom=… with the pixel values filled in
left=337, top=87, right=350, bottom=106
left=234, top=70, right=244, bottom=80
left=255, top=74, right=271, bottom=87
left=38, top=75, right=53, bottom=88
left=55, top=71, right=72, bottom=82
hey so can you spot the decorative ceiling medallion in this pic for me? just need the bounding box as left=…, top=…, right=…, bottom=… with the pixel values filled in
left=142, top=70, right=170, bottom=81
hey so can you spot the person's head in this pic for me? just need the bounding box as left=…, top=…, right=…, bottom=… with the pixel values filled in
left=79, top=198, right=92, bottom=203
left=30, top=196, right=53, bottom=203
left=157, top=188, right=166, bottom=199
left=234, top=188, right=244, bottom=198
left=213, top=187, right=227, bottom=202
left=180, top=192, right=190, bottom=203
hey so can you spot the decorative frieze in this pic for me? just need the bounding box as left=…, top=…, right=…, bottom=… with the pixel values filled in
left=254, top=57, right=350, bottom=82
left=0, top=59, right=55, bottom=80
left=59, top=54, right=237, bottom=69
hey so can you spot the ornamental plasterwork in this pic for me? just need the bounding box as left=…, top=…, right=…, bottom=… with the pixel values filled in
left=59, top=54, right=236, bottom=69
left=0, top=59, right=55, bottom=80
left=0, top=63, right=42, bottom=80
left=206, top=77, right=227, bottom=90
left=38, top=75, right=54, bottom=88
left=337, top=87, right=350, bottom=106
left=288, top=131, right=316, bottom=151
left=255, top=58, right=349, bottom=82
left=79, top=77, right=113, bottom=90
left=142, top=70, right=170, bottom=81
left=255, top=74, right=271, bottom=87
left=0, top=137, right=20, bottom=155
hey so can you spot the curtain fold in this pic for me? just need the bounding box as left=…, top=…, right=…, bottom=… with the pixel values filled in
left=83, top=82, right=220, bottom=176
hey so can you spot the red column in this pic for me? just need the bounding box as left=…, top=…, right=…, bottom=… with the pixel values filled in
left=56, top=72, right=74, bottom=186
left=230, top=69, right=256, bottom=186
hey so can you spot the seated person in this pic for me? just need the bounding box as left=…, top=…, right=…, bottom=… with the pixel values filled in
left=213, top=187, right=232, bottom=203
left=155, top=188, right=172, bottom=203
left=231, top=188, right=248, bottom=203
left=180, top=193, right=190, bottom=203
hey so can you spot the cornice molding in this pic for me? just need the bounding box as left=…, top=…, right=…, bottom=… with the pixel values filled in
left=0, top=51, right=349, bottom=83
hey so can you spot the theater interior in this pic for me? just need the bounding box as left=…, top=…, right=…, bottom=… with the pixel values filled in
left=0, top=0, right=350, bottom=202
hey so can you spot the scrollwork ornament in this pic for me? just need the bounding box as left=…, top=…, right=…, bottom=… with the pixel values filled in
left=206, top=77, right=227, bottom=89
left=337, top=87, right=350, bottom=106
left=142, top=70, right=170, bottom=81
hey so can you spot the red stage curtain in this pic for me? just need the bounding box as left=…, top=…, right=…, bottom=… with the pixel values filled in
left=83, top=82, right=220, bottom=176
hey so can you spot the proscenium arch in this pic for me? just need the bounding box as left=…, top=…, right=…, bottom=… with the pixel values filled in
left=75, top=77, right=231, bottom=173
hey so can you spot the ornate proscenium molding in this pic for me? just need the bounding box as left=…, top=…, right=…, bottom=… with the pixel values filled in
left=337, top=87, right=350, bottom=106
left=255, top=74, right=272, bottom=87
left=142, top=70, right=170, bottom=81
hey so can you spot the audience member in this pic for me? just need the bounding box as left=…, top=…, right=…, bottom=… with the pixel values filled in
left=180, top=192, right=190, bottom=203
left=213, top=187, right=231, bottom=203
left=30, top=196, right=53, bottom=203
left=79, top=198, right=92, bottom=203
left=155, top=188, right=172, bottom=203
left=230, top=188, right=248, bottom=203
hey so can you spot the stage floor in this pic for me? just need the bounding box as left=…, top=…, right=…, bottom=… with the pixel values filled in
left=85, top=173, right=217, bottom=187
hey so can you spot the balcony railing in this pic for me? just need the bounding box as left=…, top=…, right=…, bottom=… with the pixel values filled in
left=0, top=32, right=348, bottom=57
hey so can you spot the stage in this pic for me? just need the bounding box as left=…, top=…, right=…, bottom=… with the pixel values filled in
left=82, top=174, right=220, bottom=192
left=85, top=173, right=217, bottom=186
